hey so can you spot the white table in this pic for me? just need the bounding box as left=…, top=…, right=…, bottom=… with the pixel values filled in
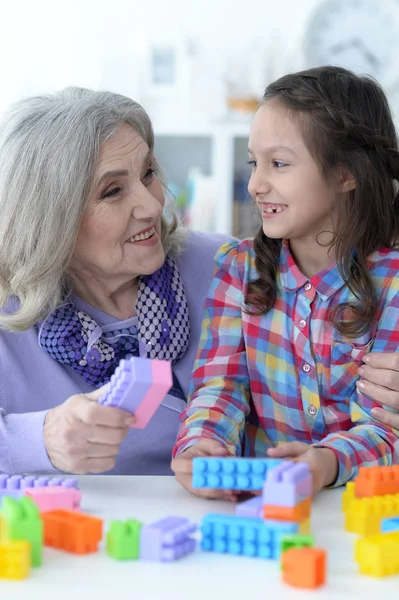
left=1, top=476, right=398, bottom=599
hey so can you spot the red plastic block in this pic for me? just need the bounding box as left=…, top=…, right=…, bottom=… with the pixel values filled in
left=354, top=466, right=399, bottom=498
left=282, top=547, right=326, bottom=589
left=263, top=497, right=311, bottom=522
left=42, top=509, right=102, bottom=554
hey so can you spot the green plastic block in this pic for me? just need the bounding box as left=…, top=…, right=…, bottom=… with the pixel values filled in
left=280, top=534, right=314, bottom=569
left=0, top=496, right=43, bottom=567
left=106, top=519, right=142, bottom=560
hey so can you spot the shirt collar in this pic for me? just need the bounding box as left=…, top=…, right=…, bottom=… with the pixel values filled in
left=279, top=239, right=346, bottom=300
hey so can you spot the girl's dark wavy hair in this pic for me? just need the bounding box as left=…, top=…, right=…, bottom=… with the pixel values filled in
left=245, top=66, right=399, bottom=337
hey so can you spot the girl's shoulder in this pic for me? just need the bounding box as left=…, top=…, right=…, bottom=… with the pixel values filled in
left=367, top=247, right=399, bottom=278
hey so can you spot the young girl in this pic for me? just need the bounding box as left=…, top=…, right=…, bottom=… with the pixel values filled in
left=171, top=66, right=399, bottom=500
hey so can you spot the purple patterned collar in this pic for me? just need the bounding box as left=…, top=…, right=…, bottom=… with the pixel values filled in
left=37, top=256, right=190, bottom=387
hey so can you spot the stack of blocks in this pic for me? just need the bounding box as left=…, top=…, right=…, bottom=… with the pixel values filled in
left=193, top=456, right=327, bottom=589
left=98, top=356, right=173, bottom=428
left=343, top=465, right=399, bottom=577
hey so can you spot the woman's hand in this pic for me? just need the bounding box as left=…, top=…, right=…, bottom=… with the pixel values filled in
left=267, top=442, right=338, bottom=496
left=44, top=386, right=135, bottom=473
left=357, top=352, right=399, bottom=429
left=171, top=439, right=239, bottom=501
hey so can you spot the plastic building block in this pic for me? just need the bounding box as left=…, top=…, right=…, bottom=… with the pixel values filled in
left=0, top=541, right=31, bottom=580
left=345, top=494, right=399, bottom=536
left=263, top=461, right=312, bottom=507
left=107, top=519, right=142, bottom=560
left=98, top=357, right=172, bottom=428
left=355, top=531, right=399, bottom=577
left=235, top=496, right=263, bottom=518
left=200, top=514, right=299, bottom=560
left=342, top=481, right=355, bottom=512
left=263, top=497, right=311, bottom=522
left=0, top=496, right=43, bottom=567
left=354, top=465, right=399, bottom=498
left=42, top=509, right=103, bottom=554
left=281, top=534, right=314, bottom=556
left=25, top=486, right=81, bottom=512
left=140, top=516, right=196, bottom=561
left=381, top=516, right=399, bottom=533
left=192, top=457, right=283, bottom=491
left=0, top=475, right=79, bottom=500
left=282, top=547, right=326, bottom=589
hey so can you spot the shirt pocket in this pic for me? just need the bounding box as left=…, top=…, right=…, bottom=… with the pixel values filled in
left=330, top=334, right=374, bottom=400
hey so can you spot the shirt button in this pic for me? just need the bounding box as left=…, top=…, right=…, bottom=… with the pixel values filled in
left=308, top=405, right=317, bottom=416
left=303, top=363, right=311, bottom=373
left=299, top=319, right=306, bottom=329
left=304, top=282, right=312, bottom=291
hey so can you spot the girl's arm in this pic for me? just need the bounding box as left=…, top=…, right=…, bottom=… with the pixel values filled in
left=315, top=288, right=399, bottom=486
left=172, top=241, right=251, bottom=458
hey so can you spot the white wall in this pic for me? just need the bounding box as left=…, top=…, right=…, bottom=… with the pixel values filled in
left=0, top=0, right=321, bottom=117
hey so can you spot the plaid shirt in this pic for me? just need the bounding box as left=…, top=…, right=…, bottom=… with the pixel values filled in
left=173, top=239, right=399, bottom=487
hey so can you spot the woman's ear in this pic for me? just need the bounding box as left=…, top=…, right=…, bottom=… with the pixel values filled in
left=336, top=167, right=356, bottom=193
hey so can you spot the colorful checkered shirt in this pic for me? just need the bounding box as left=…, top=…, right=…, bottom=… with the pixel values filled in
left=173, top=239, right=399, bottom=487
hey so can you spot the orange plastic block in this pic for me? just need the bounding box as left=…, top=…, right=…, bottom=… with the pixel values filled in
left=281, top=547, right=326, bottom=589
left=354, top=466, right=399, bottom=498
left=0, top=540, right=30, bottom=580
left=42, top=509, right=102, bottom=554
left=263, top=497, right=311, bottom=522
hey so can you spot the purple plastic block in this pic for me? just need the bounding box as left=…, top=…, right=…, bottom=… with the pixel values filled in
left=235, top=495, right=263, bottom=518
left=262, top=461, right=312, bottom=507
left=98, top=357, right=153, bottom=412
left=140, top=516, right=197, bottom=561
left=0, top=475, right=79, bottom=497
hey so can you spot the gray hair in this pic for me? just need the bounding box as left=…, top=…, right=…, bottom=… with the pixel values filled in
left=0, top=87, right=186, bottom=332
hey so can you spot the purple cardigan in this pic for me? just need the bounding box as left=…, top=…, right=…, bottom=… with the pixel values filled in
left=0, top=231, right=229, bottom=475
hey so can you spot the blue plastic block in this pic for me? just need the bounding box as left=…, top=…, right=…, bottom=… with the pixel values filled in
left=200, top=513, right=297, bottom=560
left=140, top=516, right=197, bottom=561
left=381, top=516, right=399, bottom=533
left=99, top=357, right=153, bottom=411
left=193, top=457, right=283, bottom=491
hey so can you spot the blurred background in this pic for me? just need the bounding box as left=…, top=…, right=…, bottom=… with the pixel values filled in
left=2, top=0, right=399, bottom=237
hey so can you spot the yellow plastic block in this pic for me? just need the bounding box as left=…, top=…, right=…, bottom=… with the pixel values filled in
left=355, top=531, right=399, bottom=577
left=345, top=493, right=399, bottom=536
left=298, top=518, right=311, bottom=535
left=0, top=540, right=30, bottom=580
left=342, top=482, right=355, bottom=512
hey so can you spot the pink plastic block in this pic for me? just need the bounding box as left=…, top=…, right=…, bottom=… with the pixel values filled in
left=134, top=360, right=173, bottom=428
left=235, top=496, right=263, bottom=518
left=263, top=461, right=312, bottom=507
left=98, top=357, right=172, bottom=429
left=25, top=486, right=82, bottom=512
left=0, top=475, right=79, bottom=501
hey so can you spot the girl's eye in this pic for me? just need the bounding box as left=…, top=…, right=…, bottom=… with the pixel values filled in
left=247, top=160, right=257, bottom=170
left=273, top=160, right=288, bottom=168
left=143, top=167, right=155, bottom=182
left=102, top=186, right=121, bottom=199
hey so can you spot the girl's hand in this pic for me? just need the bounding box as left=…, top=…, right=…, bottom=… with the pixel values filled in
left=170, top=439, right=239, bottom=501
left=267, top=442, right=338, bottom=496
left=357, top=352, right=399, bottom=429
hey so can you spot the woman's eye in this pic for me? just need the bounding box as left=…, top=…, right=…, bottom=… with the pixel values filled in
left=143, top=168, right=155, bottom=182
left=102, top=186, right=121, bottom=199
left=273, top=160, right=288, bottom=168
left=247, top=160, right=257, bottom=170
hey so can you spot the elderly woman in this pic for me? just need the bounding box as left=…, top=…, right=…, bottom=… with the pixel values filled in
left=0, top=87, right=227, bottom=476
left=357, top=353, right=399, bottom=430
